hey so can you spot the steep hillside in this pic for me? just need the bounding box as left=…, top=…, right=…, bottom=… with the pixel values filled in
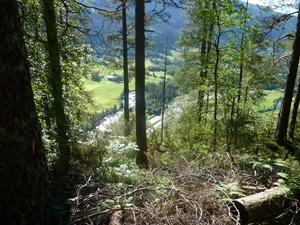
left=87, top=1, right=297, bottom=55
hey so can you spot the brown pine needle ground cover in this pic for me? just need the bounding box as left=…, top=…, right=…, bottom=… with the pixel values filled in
left=69, top=153, right=300, bottom=225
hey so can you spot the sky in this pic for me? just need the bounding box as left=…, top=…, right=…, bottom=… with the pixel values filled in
left=247, top=0, right=298, bottom=13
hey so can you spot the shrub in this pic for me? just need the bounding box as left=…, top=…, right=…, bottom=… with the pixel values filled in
left=91, top=73, right=102, bottom=82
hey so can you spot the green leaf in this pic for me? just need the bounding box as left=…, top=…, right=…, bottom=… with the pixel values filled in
left=277, top=172, right=288, bottom=179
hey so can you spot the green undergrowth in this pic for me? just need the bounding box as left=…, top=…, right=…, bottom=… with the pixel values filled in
left=71, top=132, right=300, bottom=224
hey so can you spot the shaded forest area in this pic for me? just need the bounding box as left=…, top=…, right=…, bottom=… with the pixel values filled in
left=2, top=0, right=300, bottom=224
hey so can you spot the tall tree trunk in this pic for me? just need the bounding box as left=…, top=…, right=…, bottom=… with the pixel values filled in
left=161, top=39, right=168, bottom=143
left=197, top=21, right=208, bottom=120
left=212, top=1, right=221, bottom=151
left=204, top=24, right=214, bottom=126
left=233, top=1, right=249, bottom=147
left=204, top=91, right=210, bottom=126
left=244, top=83, right=249, bottom=106
left=289, top=78, right=300, bottom=139
left=122, top=0, right=130, bottom=136
left=213, top=42, right=220, bottom=151
left=236, top=36, right=245, bottom=109
left=227, top=95, right=236, bottom=152
left=197, top=2, right=212, bottom=120
left=0, top=1, right=49, bottom=224
left=41, top=0, right=70, bottom=168
left=135, top=0, right=148, bottom=168
left=276, top=4, right=300, bottom=145
left=236, top=0, right=249, bottom=112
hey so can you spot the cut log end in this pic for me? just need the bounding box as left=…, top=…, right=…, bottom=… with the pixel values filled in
left=229, top=200, right=249, bottom=224
left=228, top=187, right=290, bottom=224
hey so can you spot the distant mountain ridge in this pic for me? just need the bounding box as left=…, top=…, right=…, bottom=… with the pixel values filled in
left=150, top=2, right=297, bottom=50
left=88, top=1, right=297, bottom=56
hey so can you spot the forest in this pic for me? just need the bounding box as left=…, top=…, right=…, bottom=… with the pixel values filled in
left=2, top=0, right=300, bottom=224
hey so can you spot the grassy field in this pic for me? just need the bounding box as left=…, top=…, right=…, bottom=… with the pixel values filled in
left=84, top=76, right=168, bottom=113
left=84, top=58, right=174, bottom=113
left=84, top=79, right=124, bottom=113
left=258, top=90, right=283, bottom=111
left=84, top=74, right=284, bottom=115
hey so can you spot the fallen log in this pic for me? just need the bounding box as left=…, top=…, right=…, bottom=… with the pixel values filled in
left=241, top=185, right=266, bottom=194
left=229, top=187, right=290, bottom=224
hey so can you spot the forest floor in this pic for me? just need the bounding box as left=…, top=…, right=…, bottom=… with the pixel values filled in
left=68, top=152, right=300, bottom=225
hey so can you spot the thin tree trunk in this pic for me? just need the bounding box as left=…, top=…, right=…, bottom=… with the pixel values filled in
left=289, top=78, right=300, bottom=139
left=0, top=1, right=49, bottom=224
left=204, top=91, right=210, bottom=126
left=41, top=0, right=70, bottom=168
left=135, top=0, right=148, bottom=168
left=122, top=0, right=130, bottom=136
left=161, top=39, right=168, bottom=143
left=198, top=3, right=213, bottom=120
left=232, top=1, right=249, bottom=146
left=197, top=20, right=208, bottom=120
left=213, top=45, right=219, bottom=152
left=228, top=96, right=236, bottom=151
left=276, top=4, right=300, bottom=145
left=244, top=84, right=249, bottom=106
left=212, top=1, right=221, bottom=151
left=236, top=0, right=249, bottom=112
left=204, top=24, right=214, bottom=126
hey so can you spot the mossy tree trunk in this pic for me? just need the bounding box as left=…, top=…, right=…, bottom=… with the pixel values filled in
left=0, top=1, right=49, bottom=224
left=41, top=0, right=70, bottom=168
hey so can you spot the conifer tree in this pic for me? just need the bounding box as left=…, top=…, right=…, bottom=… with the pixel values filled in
left=0, top=1, right=49, bottom=223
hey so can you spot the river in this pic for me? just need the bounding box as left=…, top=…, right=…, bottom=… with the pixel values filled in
left=96, top=91, right=162, bottom=132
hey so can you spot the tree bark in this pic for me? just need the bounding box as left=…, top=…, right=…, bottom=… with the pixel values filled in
left=276, top=4, right=300, bottom=145
left=41, top=0, right=70, bottom=167
left=135, top=0, right=149, bottom=168
left=212, top=1, right=221, bottom=151
left=122, top=0, right=130, bottom=136
left=0, top=1, right=49, bottom=224
left=289, top=77, right=300, bottom=139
